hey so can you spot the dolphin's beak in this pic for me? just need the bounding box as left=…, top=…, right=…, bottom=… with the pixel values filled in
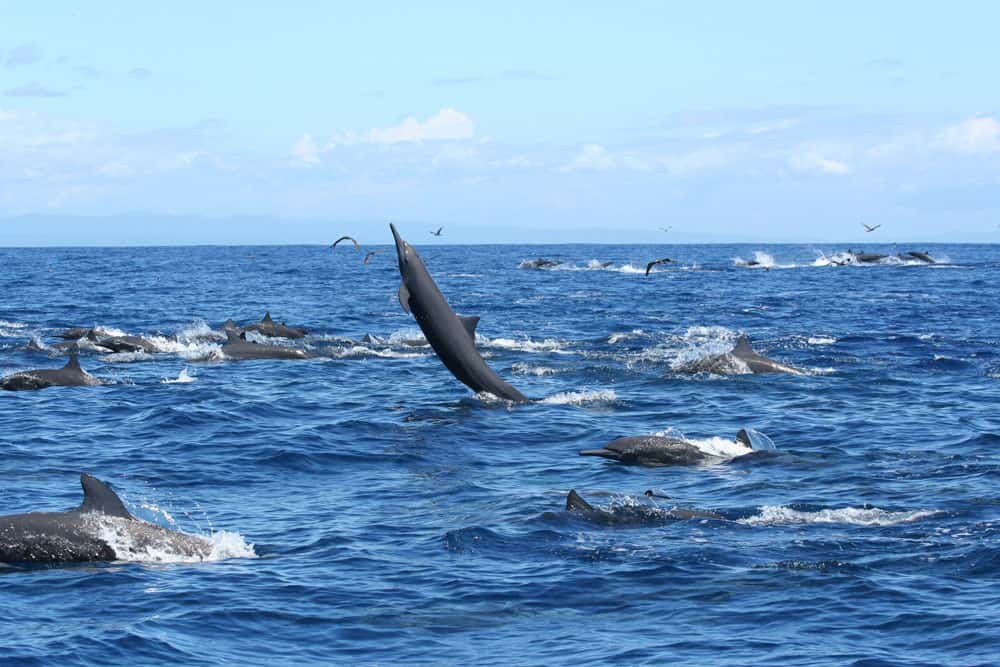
left=390, top=223, right=407, bottom=266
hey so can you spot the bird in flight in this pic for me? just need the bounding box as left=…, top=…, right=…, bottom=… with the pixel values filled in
left=363, top=250, right=380, bottom=265
left=430, top=227, right=443, bottom=236
left=658, top=226, right=672, bottom=232
left=645, top=257, right=674, bottom=276
left=861, top=223, right=881, bottom=233
left=331, top=236, right=360, bottom=250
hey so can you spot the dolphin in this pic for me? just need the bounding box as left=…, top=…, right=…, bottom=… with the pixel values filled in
left=1, top=354, right=103, bottom=391
left=221, top=330, right=310, bottom=360
left=519, top=258, right=562, bottom=269
left=242, top=312, right=307, bottom=339
left=905, top=251, right=935, bottom=264
left=86, top=329, right=158, bottom=353
left=852, top=251, right=887, bottom=264
left=391, top=223, right=529, bottom=402
left=54, top=326, right=106, bottom=340
left=580, top=429, right=753, bottom=466
left=676, top=335, right=805, bottom=375
left=564, top=490, right=721, bottom=524
left=0, top=474, right=213, bottom=564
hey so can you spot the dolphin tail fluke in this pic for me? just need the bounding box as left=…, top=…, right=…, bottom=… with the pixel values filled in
left=566, top=489, right=596, bottom=512
left=78, top=474, right=133, bottom=519
left=735, top=428, right=753, bottom=449
left=579, top=448, right=621, bottom=460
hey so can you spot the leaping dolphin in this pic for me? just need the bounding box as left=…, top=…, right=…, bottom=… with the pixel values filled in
left=391, top=223, right=529, bottom=402
left=580, top=429, right=754, bottom=466
left=0, top=474, right=214, bottom=564
left=676, top=336, right=805, bottom=375
left=1, top=354, right=103, bottom=391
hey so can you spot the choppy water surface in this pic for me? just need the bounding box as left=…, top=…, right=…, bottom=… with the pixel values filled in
left=1, top=242, right=998, bottom=665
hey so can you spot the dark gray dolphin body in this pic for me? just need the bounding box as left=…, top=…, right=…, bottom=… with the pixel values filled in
left=580, top=429, right=753, bottom=466
left=391, top=223, right=529, bottom=402
left=905, top=251, right=935, bottom=264
left=86, top=329, right=158, bottom=353
left=853, top=251, right=887, bottom=263
left=519, top=258, right=562, bottom=269
left=221, top=331, right=310, bottom=360
left=677, top=336, right=804, bottom=375
left=1, top=355, right=102, bottom=391
left=564, top=490, right=721, bottom=524
left=0, top=474, right=212, bottom=564
left=242, top=312, right=307, bottom=339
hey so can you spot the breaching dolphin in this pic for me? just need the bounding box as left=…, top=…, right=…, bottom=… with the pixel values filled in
left=580, top=429, right=754, bottom=466
left=564, top=490, right=721, bottom=524
left=391, top=223, right=529, bottom=402
left=221, top=331, right=310, bottom=360
left=1, top=354, right=102, bottom=391
left=0, top=474, right=214, bottom=564
left=676, top=335, right=804, bottom=375
left=86, top=329, right=158, bottom=353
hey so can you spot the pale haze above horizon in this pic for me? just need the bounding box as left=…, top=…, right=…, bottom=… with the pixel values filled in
left=1, top=2, right=998, bottom=245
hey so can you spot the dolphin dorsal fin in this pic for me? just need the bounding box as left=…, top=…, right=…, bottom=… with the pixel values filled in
left=224, top=318, right=237, bottom=329
left=459, top=315, right=480, bottom=342
left=566, top=489, right=595, bottom=512
left=78, top=474, right=133, bottom=519
left=398, top=282, right=411, bottom=314
left=262, top=312, right=273, bottom=323
left=735, top=429, right=753, bottom=449
left=733, top=336, right=755, bottom=357
left=64, top=354, right=82, bottom=371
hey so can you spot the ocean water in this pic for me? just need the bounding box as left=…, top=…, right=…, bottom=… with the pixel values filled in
left=0, top=241, right=998, bottom=666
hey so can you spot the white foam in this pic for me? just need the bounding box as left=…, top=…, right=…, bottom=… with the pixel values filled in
left=739, top=505, right=939, bottom=527
left=608, top=329, right=646, bottom=344
left=328, top=345, right=427, bottom=359
left=90, top=515, right=257, bottom=563
left=734, top=251, right=781, bottom=268
left=808, top=336, right=836, bottom=345
left=178, top=343, right=224, bottom=361
left=0, top=320, right=27, bottom=329
left=538, top=389, right=617, bottom=405
left=480, top=336, right=569, bottom=353
left=162, top=368, right=196, bottom=384
left=511, top=362, right=560, bottom=376
left=173, top=320, right=225, bottom=343
left=684, top=435, right=754, bottom=459
left=100, top=351, right=155, bottom=363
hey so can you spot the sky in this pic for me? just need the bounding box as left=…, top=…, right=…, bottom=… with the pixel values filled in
left=1, top=1, right=999, bottom=245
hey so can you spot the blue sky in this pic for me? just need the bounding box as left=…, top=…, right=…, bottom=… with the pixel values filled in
left=1, top=1, right=998, bottom=244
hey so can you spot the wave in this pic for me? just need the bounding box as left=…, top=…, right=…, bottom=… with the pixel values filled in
left=808, top=336, right=837, bottom=345
left=323, top=345, right=428, bottom=359
left=538, top=389, right=617, bottom=406
left=511, top=362, right=561, bottom=376
left=0, top=320, right=28, bottom=329
left=93, top=516, right=256, bottom=563
left=607, top=329, right=647, bottom=344
left=100, top=351, right=156, bottom=363
left=739, top=505, right=939, bottom=527
left=480, top=336, right=570, bottom=354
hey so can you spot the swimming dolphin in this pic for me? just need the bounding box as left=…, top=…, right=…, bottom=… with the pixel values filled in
left=242, top=313, right=307, bottom=339
left=519, top=258, right=562, bottom=269
left=0, top=474, right=213, bottom=564
left=54, top=326, right=106, bottom=340
left=645, top=257, right=674, bottom=276
left=676, top=336, right=805, bottom=375
left=331, top=235, right=360, bottom=250
left=1, top=354, right=103, bottom=391
left=221, top=330, right=310, bottom=360
left=564, top=490, right=721, bottom=524
left=391, top=223, right=529, bottom=402
left=86, top=329, right=158, bottom=353
left=852, top=251, right=887, bottom=264
left=579, top=429, right=753, bottom=466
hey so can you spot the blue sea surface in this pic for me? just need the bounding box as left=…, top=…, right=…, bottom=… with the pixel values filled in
left=1, top=241, right=998, bottom=666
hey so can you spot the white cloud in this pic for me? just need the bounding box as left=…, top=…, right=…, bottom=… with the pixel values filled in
left=365, top=108, right=474, bottom=144
left=560, top=144, right=615, bottom=171
left=292, top=133, right=321, bottom=165
left=936, top=116, right=1000, bottom=154
left=790, top=152, right=851, bottom=175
